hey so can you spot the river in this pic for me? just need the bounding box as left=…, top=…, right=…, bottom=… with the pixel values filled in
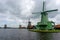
left=0, top=29, right=60, bottom=40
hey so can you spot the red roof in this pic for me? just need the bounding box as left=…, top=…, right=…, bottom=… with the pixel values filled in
left=55, top=24, right=60, bottom=28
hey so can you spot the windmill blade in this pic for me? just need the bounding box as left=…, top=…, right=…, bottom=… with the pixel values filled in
left=32, top=12, right=41, bottom=14
left=29, top=12, right=40, bottom=19
left=44, top=9, right=58, bottom=12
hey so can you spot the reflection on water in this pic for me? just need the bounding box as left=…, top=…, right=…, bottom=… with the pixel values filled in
left=37, top=33, right=53, bottom=40
left=0, top=29, right=60, bottom=40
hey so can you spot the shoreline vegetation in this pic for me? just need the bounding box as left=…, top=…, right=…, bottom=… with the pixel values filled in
left=29, top=29, right=60, bottom=33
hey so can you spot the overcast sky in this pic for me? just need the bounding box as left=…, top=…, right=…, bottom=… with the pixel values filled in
left=0, top=0, right=60, bottom=27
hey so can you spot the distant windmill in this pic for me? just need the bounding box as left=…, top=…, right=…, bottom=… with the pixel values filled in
left=4, top=24, right=7, bottom=29
left=27, top=18, right=32, bottom=29
left=32, top=0, right=58, bottom=30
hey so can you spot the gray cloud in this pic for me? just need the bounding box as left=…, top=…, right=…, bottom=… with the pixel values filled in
left=0, top=0, right=60, bottom=27
left=0, top=0, right=58, bottom=19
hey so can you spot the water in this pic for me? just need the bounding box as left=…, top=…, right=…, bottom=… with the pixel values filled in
left=0, top=29, right=60, bottom=40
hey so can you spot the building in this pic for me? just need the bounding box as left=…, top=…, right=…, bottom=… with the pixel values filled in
left=54, top=24, right=60, bottom=29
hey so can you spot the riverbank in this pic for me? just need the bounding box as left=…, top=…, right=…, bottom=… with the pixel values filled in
left=29, top=29, right=60, bottom=33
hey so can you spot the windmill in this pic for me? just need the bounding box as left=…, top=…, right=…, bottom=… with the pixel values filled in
left=27, top=18, right=31, bottom=29
left=33, top=1, right=58, bottom=30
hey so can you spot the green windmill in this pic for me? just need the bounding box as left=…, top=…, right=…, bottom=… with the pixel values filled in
left=34, top=1, right=58, bottom=30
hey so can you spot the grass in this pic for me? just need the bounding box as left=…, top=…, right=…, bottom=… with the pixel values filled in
left=29, top=29, right=60, bottom=33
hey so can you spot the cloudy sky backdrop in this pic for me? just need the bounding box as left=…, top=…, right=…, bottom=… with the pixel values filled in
left=0, top=0, right=60, bottom=27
